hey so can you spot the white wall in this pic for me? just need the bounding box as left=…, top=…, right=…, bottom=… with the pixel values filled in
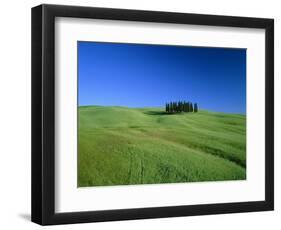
left=0, top=0, right=279, bottom=229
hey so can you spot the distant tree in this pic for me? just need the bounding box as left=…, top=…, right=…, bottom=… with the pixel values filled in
left=180, top=101, right=184, bottom=112
left=164, top=101, right=198, bottom=113
left=181, top=101, right=183, bottom=112
left=173, top=102, right=177, bottom=113
left=178, top=101, right=181, bottom=112
left=189, top=102, right=193, bottom=112
left=194, top=103, right=198, bottom=112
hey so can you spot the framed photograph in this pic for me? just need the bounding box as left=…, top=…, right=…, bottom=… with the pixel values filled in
left=31, top=4, right=274, bottom=225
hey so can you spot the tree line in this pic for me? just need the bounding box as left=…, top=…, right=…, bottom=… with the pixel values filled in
left=165, top=101, right=198, bottom=113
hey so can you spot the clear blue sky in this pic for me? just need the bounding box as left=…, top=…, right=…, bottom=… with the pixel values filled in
left=78, top=41, right=246, bottom=114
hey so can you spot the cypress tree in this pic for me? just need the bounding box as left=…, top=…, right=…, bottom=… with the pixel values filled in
left=194, top=103, right=198, bottom=112
left=165, top=101, right=198, bottom=113
left=180, top=102, right=182, bottom=112
left=186, top=102, right=190, bottom=112
left=190, top=102, right=194, bottom=112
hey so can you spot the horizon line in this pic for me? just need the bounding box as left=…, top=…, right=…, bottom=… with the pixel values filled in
left=78, top=104, right=246, bottom=115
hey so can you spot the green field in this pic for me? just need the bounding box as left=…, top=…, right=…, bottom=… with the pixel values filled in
left=78, top=106, right=246, bottom=187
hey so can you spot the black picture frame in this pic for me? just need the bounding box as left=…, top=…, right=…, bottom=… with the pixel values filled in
left=31, top=4, right=274, bottom=225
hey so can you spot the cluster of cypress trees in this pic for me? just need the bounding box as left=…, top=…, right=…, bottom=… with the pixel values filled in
left=165, top=101, right=198, bottom=113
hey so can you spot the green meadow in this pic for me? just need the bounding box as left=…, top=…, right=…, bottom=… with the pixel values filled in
left=78, top=106, right=246, bottom=187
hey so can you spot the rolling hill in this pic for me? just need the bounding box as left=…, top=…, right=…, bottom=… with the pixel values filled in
left=78, top=106, right=246, bottom=187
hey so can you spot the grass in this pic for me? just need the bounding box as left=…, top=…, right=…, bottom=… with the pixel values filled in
left=78, top=106, right=246, bottom=187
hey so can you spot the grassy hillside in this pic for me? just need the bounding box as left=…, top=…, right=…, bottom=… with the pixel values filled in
left=78, top=106, right=246, bottom=187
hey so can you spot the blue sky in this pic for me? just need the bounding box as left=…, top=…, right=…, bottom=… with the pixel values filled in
left=78, top=41, right=246, bottom=114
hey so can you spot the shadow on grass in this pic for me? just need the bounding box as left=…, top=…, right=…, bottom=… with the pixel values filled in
left=143, top=111, right=174, bottom=116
